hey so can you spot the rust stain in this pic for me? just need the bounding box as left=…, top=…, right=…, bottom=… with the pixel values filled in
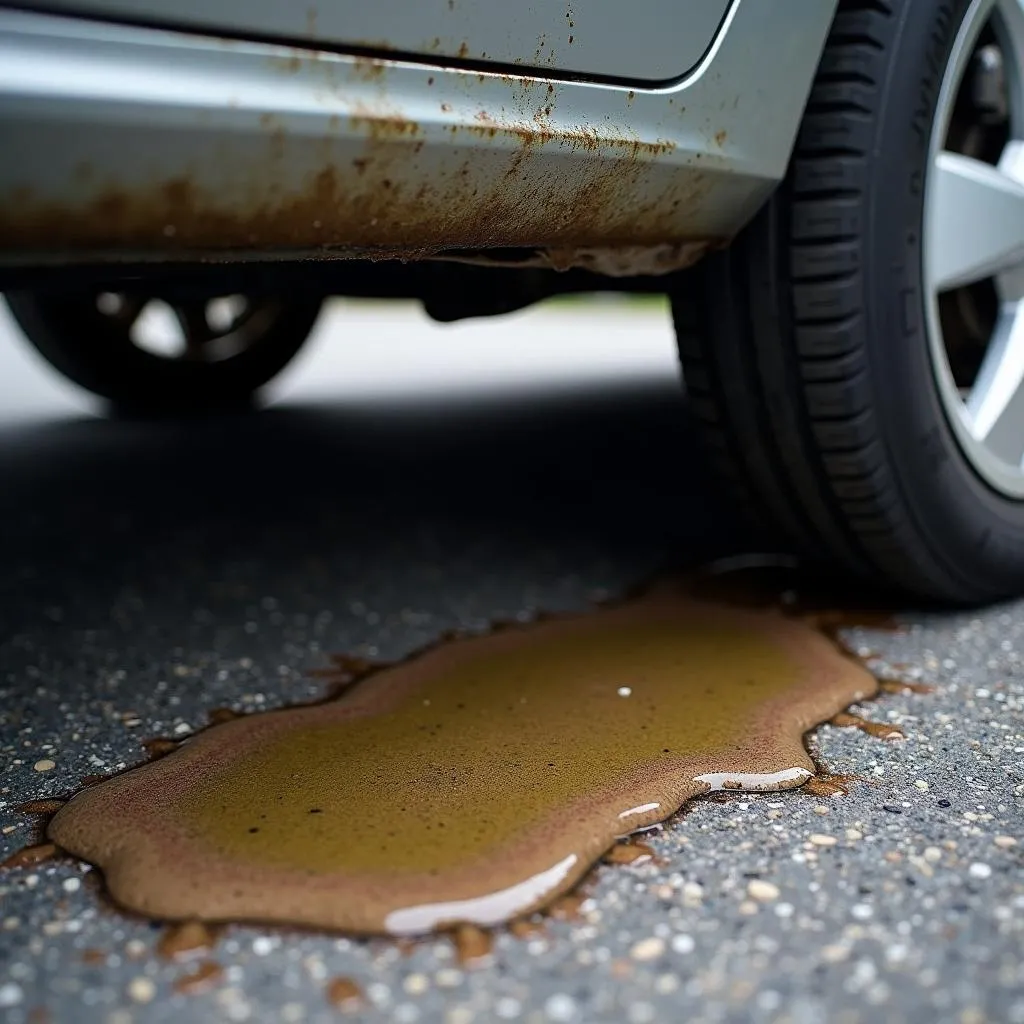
left=351, top=57, right=387, bottom=83
left=714, top=129, right=727, bottom=146
left=0, top=111, right=707, bottom=265
left=348, top=114, right=420, bottom=141
left=269, top=54, right=303, bottom=75
left=457, top=41, right=470, bottom=58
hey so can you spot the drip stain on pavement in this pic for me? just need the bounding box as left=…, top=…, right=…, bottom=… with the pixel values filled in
left=32, top=576, right=900, bottom=937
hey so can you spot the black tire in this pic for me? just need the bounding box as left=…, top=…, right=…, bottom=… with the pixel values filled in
left=6, top=289, right=323, bottom=415
left=673, top=0, right=1024, bottom=604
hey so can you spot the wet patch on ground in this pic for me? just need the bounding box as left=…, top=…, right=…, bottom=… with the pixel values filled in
left=7, top=570, right=915, bottom=948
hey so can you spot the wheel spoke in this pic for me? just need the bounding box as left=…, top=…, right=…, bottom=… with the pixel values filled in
left=928, top=145, right=1024, bottom=291
left=966, top=299, right=1024, bottom=465
left=170, top=300, right=215, bottom=360
left=97, top=292, right=147, bottom=329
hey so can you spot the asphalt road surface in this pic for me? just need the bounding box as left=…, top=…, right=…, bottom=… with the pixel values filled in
left=0, top=298, right=1021, bottom=1024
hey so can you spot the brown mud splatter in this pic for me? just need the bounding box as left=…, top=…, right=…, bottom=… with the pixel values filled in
left=140, top=738, right=180, bottom=761
left=829, top=711, right=905, bottom=741
left=16, top=799, right=67, bottom=816
left=174, top=960, right=224, bottom=995
left=603, top=841, right=657, bottom=865
left=453, top=923, right=493, bottom=965
left=325, top=977, right=364, bottom=1011
left=157, top=920, right=219, bottom=960
left=1, top=842, right=59, bottom=870
left=800, top=773, right=863, bottom=798
left=878, top=679, right=934, bottom=695
left=3, top=569, right=926, bottom=943
left=509, top=917, right=545, bottom=939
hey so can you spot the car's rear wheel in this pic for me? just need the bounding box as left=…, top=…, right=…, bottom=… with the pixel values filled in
left=674, top=0, right=1024, bottom=603
left=6, top=288, right=323, bottom=415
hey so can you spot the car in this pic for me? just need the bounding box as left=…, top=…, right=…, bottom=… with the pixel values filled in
left=0, top=0, right=1020, bottom=604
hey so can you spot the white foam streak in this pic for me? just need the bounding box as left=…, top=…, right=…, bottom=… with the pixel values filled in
left=694, top=767, right=812, bottom=792
left=384, top=853, right=578, bottom=935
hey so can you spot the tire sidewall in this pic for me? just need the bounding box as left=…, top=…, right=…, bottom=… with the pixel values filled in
left=868, top=0, right=1024, bottom=596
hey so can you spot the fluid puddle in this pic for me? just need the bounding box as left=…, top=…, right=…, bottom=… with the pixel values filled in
left=46, top=588, right=882, bottom=936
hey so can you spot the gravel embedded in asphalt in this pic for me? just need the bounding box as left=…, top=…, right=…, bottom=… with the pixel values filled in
left=0, top=365, right=1022, bottom=1023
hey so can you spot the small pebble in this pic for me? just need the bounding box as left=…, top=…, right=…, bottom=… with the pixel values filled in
left=33, top=760, right=55, bottom=772
left=403, top=974, right=429, bottom=995
left=0, top=983, right=23, bottom=1008
left=654, top=974, right=679, bottom=995
left=127, top=977, right=156, bottom=1004
left=544, top=993, right=578, bottom=1021
left=809, top=834, right=837, bottom=847
left=746, top=880, right=780, bottom=902
left=670, top=934, right=695, bottom=954
left=821, top=945, right=849, bottom=964
left=994, top=835, right=1017, bottom=849
left=914, top=780, right=929, bottom=791
left=630, top=937, right=665, bottom=962
left=495, top=996, right=522, bottom=1019
left=845, top=829, right=864, bottom=842
left=968, top=862, right=992, bottom=879
left=62, top=877, right=81, bottom=893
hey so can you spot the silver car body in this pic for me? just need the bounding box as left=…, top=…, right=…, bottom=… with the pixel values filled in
left=0, top=1, right=837, bottom=273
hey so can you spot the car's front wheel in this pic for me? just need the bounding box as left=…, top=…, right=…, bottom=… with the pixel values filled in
left=674, top=0, right=1024, bottom=603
